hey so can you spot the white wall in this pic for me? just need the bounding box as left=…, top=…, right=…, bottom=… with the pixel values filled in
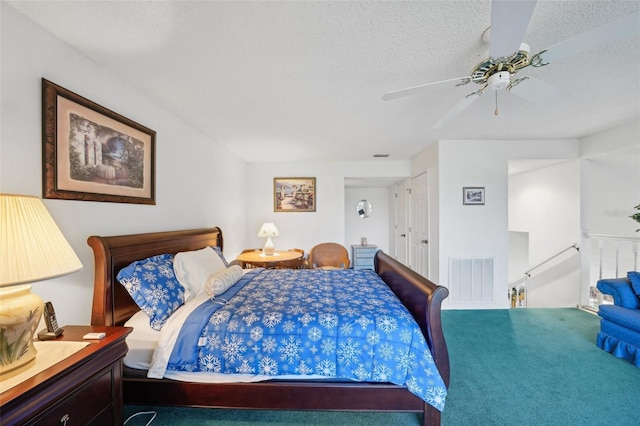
left=581, top=120, right=640, bottom=236
left=1, top=4, right=248, bottom=326
left=345, top=187, right=390, bottom=260
left=579, top=120, right=640, bottom=304
left=243, top=161, right=409, bottom=257
left=416, top=139, right=580, bottom=309
left=509, top=160, right=581, bottom=307
left=508, top=231, right=528, bottom=283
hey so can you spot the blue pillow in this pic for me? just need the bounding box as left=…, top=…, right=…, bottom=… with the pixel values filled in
left=211, top=246, right=229, bottom=267
left=628, top=271, right=640, bottom=297
left=117, top=254, right=185, bottom=330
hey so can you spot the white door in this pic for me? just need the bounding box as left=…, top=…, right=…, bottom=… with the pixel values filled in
left=394, top=180, right=409, bottom=265
left=410, top=173, right=429, bottom=277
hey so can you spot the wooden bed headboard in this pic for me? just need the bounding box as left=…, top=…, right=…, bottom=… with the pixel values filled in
left=87, top=227, right=223, bottom=327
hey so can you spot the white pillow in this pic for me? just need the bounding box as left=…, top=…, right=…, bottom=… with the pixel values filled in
left=206, top=265, right=243, bottom=298
left=173, top=247, right=226, bottom=300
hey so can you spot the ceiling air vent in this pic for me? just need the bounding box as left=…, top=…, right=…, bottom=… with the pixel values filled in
left=373, top=154, right=389, bottom=158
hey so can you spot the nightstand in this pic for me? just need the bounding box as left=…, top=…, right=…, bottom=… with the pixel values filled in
left=351, top=244, right=378, bottom=270
left=0, top=325, right=131, bottom=426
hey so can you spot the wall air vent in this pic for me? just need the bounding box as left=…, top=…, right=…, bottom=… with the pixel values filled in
left=373, top=154, right=389, bottom=158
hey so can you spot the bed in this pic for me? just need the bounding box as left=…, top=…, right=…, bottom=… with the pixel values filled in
left=88, top=227, right=450, bottom=426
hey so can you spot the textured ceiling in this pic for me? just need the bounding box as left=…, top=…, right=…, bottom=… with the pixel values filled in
left=7, top=0, right=640, bottom=164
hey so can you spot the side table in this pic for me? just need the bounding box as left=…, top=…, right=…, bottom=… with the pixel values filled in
left=237, top=249, right=304, bottom=269
left=351, top=244, right=378, bottom=270
left=0, top=325, right=132, bottom=426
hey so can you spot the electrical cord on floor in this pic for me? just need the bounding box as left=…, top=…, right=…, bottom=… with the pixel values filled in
left=123, top=410, right=157, bottom=426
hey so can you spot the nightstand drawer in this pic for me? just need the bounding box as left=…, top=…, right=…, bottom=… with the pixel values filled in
left=28, top=368, right=113, bottom=425
left=356, top=258, right=375, bottom=268
left=355, top=248, right=378, bottom=258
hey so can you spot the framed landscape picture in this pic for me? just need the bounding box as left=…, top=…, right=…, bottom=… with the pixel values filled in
left=274, top=177, right=316, bottom=212
left=42, top=78, right=156, bottom=204
left=463, top=187, right=485, bottom=205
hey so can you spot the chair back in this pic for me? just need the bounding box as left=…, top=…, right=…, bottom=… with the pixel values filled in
left=308, top=243, right=350, bottom=269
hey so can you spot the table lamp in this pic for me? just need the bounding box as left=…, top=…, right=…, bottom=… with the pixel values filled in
left=257, top=222, right=279, bottom=256
left=0, top=194, right=82, bottom=374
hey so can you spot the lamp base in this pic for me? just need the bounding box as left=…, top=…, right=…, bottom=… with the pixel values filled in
left=263, top=237, right=275, bottom=256
left=0, top=285, right=43, bottom=375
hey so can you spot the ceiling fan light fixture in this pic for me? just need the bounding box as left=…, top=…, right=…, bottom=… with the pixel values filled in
left=383, top=4, right=640, bottom=130
left=487, top=71, right=511, bottom=91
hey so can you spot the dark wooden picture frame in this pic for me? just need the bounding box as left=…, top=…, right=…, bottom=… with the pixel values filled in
left=42, top=79, right=156, bottom=204
left=274, top=177, right=316, bottom=212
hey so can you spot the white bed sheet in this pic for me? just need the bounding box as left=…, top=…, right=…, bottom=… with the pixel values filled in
left=123, top=268, right=254, bottom=370
left=123, top=310, right=161, bottom=370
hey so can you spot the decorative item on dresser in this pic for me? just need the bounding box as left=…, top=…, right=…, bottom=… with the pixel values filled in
left=0, top=325, right=132, bottom=426
left=87, top=227, right=450, bottom=426
left=0, top=194, right=83, bottom=374
left=352, top=244, right=379, bottom=270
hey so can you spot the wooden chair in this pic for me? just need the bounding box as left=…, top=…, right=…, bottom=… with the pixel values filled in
left=276, top=248, right=306, bottom=269
left=308, top=243, right=350, bottom=269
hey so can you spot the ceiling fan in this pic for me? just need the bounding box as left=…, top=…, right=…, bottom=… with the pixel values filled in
left=382, top=0, right=640, bottom=129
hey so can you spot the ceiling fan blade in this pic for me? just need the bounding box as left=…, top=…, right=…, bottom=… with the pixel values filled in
left=489, top=0, right=537, bottom=59
left=382, top=76, right=470, bottom=101
left=509, top=76, right=565, bottom=107
left=536, top=11, right=640, bottom=64
left=432, top=94, right=481, bottom=129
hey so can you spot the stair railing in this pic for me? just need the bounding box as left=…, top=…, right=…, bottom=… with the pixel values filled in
left=509, top=243, right=580, bottom=308
left=587, top=234, right=639, bottom=279
left=585, top=234, right=639, bottom=310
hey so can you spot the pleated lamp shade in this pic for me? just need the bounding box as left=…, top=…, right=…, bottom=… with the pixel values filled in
left=1, top=194, right=82, bottom=285
left=0, top=194, right=82, bottom=374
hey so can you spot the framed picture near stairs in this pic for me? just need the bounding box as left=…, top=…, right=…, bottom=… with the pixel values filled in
left=463, top=187, right=485, bottom=205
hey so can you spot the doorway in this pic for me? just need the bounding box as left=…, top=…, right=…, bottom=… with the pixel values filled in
left=508, top=159, right=581, bottom=307
left=410, top=172, right=429, bottom=278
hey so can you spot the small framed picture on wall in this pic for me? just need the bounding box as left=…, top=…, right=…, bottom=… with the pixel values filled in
left=463, top=187, right=485, bottom=205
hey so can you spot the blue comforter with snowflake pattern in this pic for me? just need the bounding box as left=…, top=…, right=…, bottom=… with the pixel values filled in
left=151, top=268, right=446, bottom=411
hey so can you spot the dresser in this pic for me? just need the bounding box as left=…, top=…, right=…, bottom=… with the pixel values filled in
left=0, top=325, right=131, bottom=426
left=351, top=244, right=378, bottom=270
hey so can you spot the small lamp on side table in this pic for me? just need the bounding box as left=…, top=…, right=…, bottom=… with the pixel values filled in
left=0, top=194, right=82, bottom=374
left=257, top=222, right=279, bottom=256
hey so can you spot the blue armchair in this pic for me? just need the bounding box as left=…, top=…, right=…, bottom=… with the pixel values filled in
left=596, top=274, right=640, bottom=367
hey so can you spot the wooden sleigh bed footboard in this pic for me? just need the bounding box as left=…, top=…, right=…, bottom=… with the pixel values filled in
left=88, top=228, right=450, bottom=426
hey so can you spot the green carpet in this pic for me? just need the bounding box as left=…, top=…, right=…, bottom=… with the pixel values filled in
left=124, top=308, right=640, bottom=425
